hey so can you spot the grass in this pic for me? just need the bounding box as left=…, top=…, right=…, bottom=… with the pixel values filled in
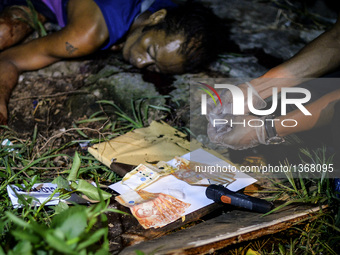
left=24, top=0, right=47, bottom=37
left=262, top=148, right=338, bottom=216
left=1, top=92, right=340, bottom=254
left=2, top=97, right=340, bottom=254
left=0, top=96, right=175, bottom=254
left=13, top=0, right=47, bottom=38
left=225, top=147, right=340, bottom=255
left=0, top=127, right=125, bottom=254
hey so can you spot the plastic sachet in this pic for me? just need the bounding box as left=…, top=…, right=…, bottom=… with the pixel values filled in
left=172, top=157, right=236, bottom=185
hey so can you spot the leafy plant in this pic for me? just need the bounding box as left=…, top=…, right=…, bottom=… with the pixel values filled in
left=0, top=126, right=125, bottom=254
left=2, top=199, right=124, bottom=254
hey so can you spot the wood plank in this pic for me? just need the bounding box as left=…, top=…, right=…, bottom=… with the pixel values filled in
left=110, top=162, right=136, bottom=177
left=119, top=203, right=326, bottom=255
left=106, top=198, right=224, bottom=254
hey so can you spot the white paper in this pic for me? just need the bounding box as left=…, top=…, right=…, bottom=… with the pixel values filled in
left=7, top=183, right=60, bottom=208
left=7, top=182, right=94, bottom=208
left=110, top=149, right=257, bottom=215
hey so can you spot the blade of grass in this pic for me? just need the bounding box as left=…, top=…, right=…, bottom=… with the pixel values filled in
left=0, top=154, right=67, bottom=192
left=72, top=123, right=89, bottom=138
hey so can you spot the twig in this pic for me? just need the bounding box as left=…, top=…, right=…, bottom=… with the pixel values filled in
left=11, top=91, right=89, bottom=102
left=37, top=126, right=112, bottom=153
left=0, top=166, right=65, bottom=170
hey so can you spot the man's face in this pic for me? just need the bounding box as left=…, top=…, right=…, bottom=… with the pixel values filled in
left=122, top=27, right=186, bottom=74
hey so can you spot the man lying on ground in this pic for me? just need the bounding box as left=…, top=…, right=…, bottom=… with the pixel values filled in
left=0, top=0, right=224, bottom=125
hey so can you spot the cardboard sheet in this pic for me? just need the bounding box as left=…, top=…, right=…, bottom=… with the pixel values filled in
left=88, top=121, right=192, bottom=166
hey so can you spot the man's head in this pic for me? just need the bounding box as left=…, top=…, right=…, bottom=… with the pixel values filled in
left=122, top=2, right=225, bottom=74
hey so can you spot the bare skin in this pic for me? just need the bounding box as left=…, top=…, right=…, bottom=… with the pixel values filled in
left=122, top=9, right=185, bottom=73
left=0, top=0, right=186, bottom=125
left=0, top=0, right=108, bottom=125
left=0, top=5, right=47, bottom=50
left=249, top=13, right=340, bottom=138
left=206, top=13, right=340, bottom=149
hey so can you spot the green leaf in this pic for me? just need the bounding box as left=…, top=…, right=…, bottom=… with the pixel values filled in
left=24, top=218, right=48, bottom=236
left=0, top=154, right=67, bottom=193
left=35, top=250, right=48, bottom=255
left=72, top=123, right=89, bottom=138
left=54, top=201, right=69, bottom=214
left=76, top=180, right=111, bottom=201
left=105, top=208, right=129, bottom=215
left=299, top=176, right=309, bottom=199
left=31, top=175, right=38, bottom=186
left=77, top=228, right=106, bottom=250
left=245, top=248, right=260, bottom=255
left=13, top=240, right=33, bottom=255
left=29, top=124, right=38, bottom=155
left=11, top=230, right=41, bottom=244
left=0, top=245, right=5, bottom=255
left=52, top=206, right=87, bottom=240
left=38, top=22, right=47, bottom=36
left=45, top=233, right=76, bottom=254
left=149, top=105, right=171, bottom=112
left=67, top=152, right=81, bottom=182
left=23, top=179, right=29, bottom=189
left=5, top=212, right=30, bottom=229
left=76, top=117, right=108, bottom=124
left=52, top=176, right=70, bottom=190
left=94, top=247, right=110, bottom=255
left=261, top=198, right=307, bottom=217
left=278, top=243, right=286, bottom=255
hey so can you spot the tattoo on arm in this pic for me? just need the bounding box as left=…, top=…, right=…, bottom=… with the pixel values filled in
left=65, top=42, right=78, bottom=55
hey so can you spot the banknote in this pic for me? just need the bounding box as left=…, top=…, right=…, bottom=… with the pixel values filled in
left=116, top=190, right=190, bottom=229
left=172, top=157, right=236, bottom=185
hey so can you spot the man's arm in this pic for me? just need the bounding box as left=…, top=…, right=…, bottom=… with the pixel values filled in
left=276, top=89, right=340, bottom=137
left=0, top=0, right=109, bottom=124
left=206, top=89, right=340, bottom=150
left=206, top=14, right=340, bottom=123
left=251, top=13, right=340, bottom=99
left=207, top=14, right=340, bottom=149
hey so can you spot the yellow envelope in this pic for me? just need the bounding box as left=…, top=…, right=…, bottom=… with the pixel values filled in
left=89, top=121, right=192, bottom=166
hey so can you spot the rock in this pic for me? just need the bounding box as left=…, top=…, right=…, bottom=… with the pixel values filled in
left=85, top=65, right=121, bottom=85
left=169, top=74, right=193, bottom=105
left=210, top=54, right=267, bottom=78
left=85, top=72, right=165, bottom=115
left=204, top=0, right=334, bottom=63
left=299, top=29, right=323, bottom=43
left=36, top=60, right=89, bottom=77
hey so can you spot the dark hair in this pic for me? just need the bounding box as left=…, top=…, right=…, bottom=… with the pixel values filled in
left=143, top=2, right=227, bottom=73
